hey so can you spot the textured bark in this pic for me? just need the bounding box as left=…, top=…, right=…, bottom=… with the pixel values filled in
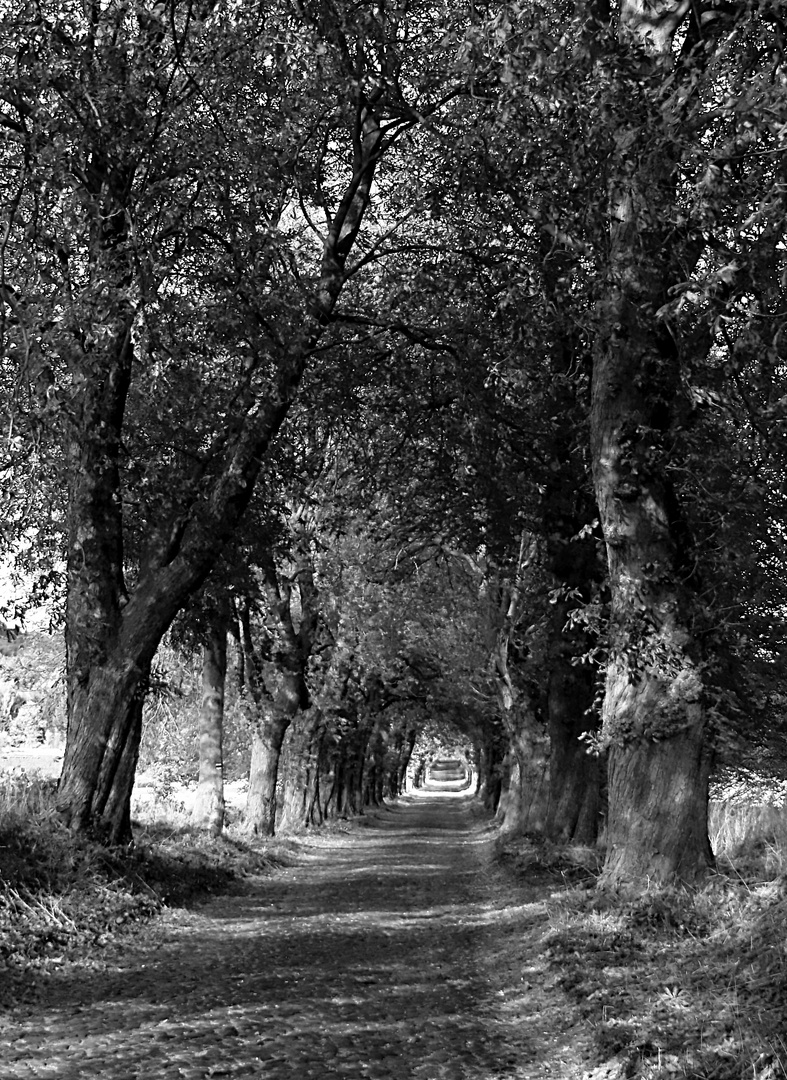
left=192, top=625, right=227, bottom=837
left=603, top=710, right=711, bottom=884
left=537, top=219, right=604, bottom=846
left=277, top=709, right=325, bottom=832
left=363, top=723, right=386, bottom=808
left=240, top=545, right=321, bottom=836
left=393, top=729, right=417, bottom=797
left=57, top=563, right=205, bottom=838
left=497, top=715, right=550, bottom=836
left=340, top=718, right=372, bottom=817
left=545, top=661, right=600, bottom=844
left=57, top=159, right=137, bottom=842
left=245, top=716, right=289, bottom=836
left=476, top=725, right=505, bottom=812
left=541, top=526, right=602, bottom=844
left=539, top=501, right=603, bottom=845
left=590, top=0, right=714, bottom=885
left=489, top=536, right=552, bottom=835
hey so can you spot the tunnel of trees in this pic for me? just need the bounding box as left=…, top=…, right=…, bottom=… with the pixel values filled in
left=1, top=0, right=786, bottom=888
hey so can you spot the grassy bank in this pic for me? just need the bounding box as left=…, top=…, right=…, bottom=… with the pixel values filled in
left=0, top=770, right=281, bottom=1009
left=499, top=799, right=787, bottom=1079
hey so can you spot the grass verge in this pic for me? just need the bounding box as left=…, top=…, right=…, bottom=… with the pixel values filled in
left=497, top=803, right=787, bottom=1079
left=0, top=770, right=281, bottom=1008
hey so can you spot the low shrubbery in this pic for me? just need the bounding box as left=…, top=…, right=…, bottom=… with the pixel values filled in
left=0, top=769, right=279, bottom=1007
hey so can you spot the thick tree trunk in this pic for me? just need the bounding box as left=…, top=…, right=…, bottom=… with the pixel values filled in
left=539, top=534, right=602, bottom=845
left=58, top=236, right=137, bottom=842
left=590, top=0, right=714, bottom=885
left=99, top=679, right=147, bottom=845
left=340, top=719, right=370, bottom=816
left=412, top=761, right=425, bottom=789
left=58, top=570, right=196, bottom=839
left=277, top=709, right=324, bottom=832
left=476, top=725, right=505, bottom=811
left=323, top=742, right=346, bottom=816
left=363, top=724, right=386, bottom=807
left=239, top=544, right=321, bottom=835
left=498, top=713, right=550, bottom=836
left=537, top=305, right=604, bottom=845
left=604, top=716, right=711, bottom=883
left=495, top=752, right=514, bottom=822
left=192, top=625, right=227, bottom=836
left=545, top=660, right=600, bottom=844
left=393, top=729, right=417, bottom=797
left=245, top=716, right=289, bottom=836
left=592, top=261, right=715, bottom=888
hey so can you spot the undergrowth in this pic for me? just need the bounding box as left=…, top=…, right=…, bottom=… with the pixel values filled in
left=0, top=770, right=280, bottom=1008
left=507, top=801, right=787, bottom=1080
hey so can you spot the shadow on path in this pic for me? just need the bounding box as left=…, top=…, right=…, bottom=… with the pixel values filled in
left=0, top=793, right=575, bottom=1079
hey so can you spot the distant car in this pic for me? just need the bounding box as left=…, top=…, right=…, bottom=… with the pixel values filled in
left=427, top=758, right=467, bottom=783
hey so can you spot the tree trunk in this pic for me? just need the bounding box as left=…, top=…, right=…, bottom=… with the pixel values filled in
left=537, top=287, right=604, bottom=846
left=363, top=723, right=386, bottom=808
left=411, top=754, right=427, bottom=790
left=58, top=570, right=196, bottom=839
left=592, top=244, right=715, bottom=887
left=238, top=544, right=321, bottom=836
left=192, top=625, right=227, bottom=837
left=277, top=709, right=324, bottom=832
left=604, top=722, right=711, bottom=884
left=393, top=729, right=417, bottom=797
left=476, top=725, right=505, bottom=812
left=340, top=718, right=370, bottom=817
left=245, top=715, right=289, bottom=836
left=545, top=660, right=600, bottom=844
left=590, top=0, right=714, bottom=885
left=498, top=712, right=550, bottom=836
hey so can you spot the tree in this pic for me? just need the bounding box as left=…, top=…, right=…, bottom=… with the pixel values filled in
left=584, top=0, right=787, bottom=884
left=0, top=0, right=462, bottom=841
left=239, top=537, right=322, bottom=836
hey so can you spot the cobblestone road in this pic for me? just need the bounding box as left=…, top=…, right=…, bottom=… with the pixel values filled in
left=0, top=793, right=587, bottom=1079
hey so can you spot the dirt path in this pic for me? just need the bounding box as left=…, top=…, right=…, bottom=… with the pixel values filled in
left=0, top=793, right=589, bottom=1079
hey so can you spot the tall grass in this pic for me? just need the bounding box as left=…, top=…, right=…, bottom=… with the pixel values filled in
left=0, top=768, right=59, bottom=818
left=0, top=768, right=277, bottom=1008
left=709, top=798, right=787, bottom=878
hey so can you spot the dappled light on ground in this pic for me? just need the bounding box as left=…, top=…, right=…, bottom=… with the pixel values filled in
left=0, top=795, right=587, bottom=1079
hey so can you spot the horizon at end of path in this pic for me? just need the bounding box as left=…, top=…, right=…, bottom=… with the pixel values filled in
left=0, top=791, right=591, bottom=1080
